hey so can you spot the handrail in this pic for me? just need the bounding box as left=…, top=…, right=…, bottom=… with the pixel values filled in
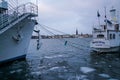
left=8, top=2, right=38, bottom=17
left=0, top=2, right=38, bottom=30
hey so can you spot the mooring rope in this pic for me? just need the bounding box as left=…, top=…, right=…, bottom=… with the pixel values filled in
left=38, top=23, right=89, bottom=50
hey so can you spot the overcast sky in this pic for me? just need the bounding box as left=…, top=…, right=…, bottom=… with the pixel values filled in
left=37, top=0, right=120, bottom=35
left=9, top=0, right=120, bottom=35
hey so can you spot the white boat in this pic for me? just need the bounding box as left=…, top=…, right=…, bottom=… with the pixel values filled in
left=90, top=8, right=120, bottom=53
left=0, top=0, right=38, bottom=63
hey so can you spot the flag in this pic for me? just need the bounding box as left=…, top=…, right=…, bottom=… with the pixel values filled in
left=105, top=15, right=106, bottom=18
left=104, top=7, right=107, bottom=18
left=97, top=11, right=100, bottom=17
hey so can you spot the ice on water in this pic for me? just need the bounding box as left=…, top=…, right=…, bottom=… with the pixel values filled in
left=49, top=66, right=67, bottom=72
left=44, top=55, right=64, bottom=59
left=80, top=67, right=95, bottom=73
left=31, top=71, right=41, bottom=76
left=67, top=75, right=89, bottom=80
left=10, top=69, right=23, bottom=74
left=49, top=66, right=60, bottom=71
left=98, top=73, right=110, bottom=78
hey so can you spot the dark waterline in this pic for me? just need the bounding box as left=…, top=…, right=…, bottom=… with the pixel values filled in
left=0, top=38, right=120, bottom=80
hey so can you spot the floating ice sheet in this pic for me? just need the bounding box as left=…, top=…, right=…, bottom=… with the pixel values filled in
left=98, top=73, right=110, bottom=78
left=80, top=67, right=95, bottom=73
left=31, top=71, right=41, bottom=76
left=44, top=55, right=64, bottom=59
left=49, top=66, right=67, bottom=72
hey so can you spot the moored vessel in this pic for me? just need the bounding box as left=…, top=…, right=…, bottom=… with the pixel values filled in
left=90, top=8, right=120, bottom=53
left=0, top=0, right=38, bottom=64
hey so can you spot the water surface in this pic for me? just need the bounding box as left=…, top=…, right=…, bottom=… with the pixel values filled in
left=0, top=38, right=120, bottom=80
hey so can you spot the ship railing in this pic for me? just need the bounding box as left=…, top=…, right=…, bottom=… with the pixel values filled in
left=8, top=2, right=38, bottom=18
left=92, top=25, right=107, bottom=33
left=93, top=28, right=106, bottom=33
left=93, top=29, right=106, bottom=33
left=0, top=2, right=38, bottom=31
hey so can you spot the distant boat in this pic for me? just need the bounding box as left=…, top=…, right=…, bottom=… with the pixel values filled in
left=0, top=0, right=38, bottom=64
left=90, top=8, right=120, bottom=53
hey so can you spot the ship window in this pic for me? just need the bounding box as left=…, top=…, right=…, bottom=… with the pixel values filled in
left=110, top=34, right=112, bottom=39
left=97, top=34, right=104, bottom=38
left=104, top=25, right=106, bottom=30
left=113, top=34, right=115, bottom=39
left=115, top=24, right=119, bottom=31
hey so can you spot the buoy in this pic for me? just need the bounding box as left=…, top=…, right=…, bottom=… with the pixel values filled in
left=37, top=43, right=40, bottom=50
left=64, top=41, right=68, bottom=46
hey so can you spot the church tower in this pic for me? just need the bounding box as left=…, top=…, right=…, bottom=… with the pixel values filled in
left=76, top=28, right=78, bottom=35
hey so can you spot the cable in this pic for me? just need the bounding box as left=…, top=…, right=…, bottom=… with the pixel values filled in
left=40, top=24, right=69, bottom=35
left=38, top=23, right=88, bottom=47
left=38, top=23, right=89, bottom=50
left=39, top=24, right=56, bottom=35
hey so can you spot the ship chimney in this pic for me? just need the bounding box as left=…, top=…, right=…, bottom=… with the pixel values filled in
left=110, top=7, right=117, bottom=22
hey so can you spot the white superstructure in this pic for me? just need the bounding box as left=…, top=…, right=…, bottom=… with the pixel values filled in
left=90, top=8, right=120, bottom=53
left=0, top=0, right=38, bottom=63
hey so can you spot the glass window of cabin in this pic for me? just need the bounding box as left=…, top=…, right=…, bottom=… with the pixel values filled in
left=113, top=34, right=115, bottom=39
left=110, top=34, right=112, bottom=39
left=104, top=25, right=106, bottom=30
left=97, top=34, right=104, bottom=38
left=115, top=24, right=119, bottom=31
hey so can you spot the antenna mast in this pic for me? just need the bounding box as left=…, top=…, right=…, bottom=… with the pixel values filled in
left=104, top=7, right=107, bottom=28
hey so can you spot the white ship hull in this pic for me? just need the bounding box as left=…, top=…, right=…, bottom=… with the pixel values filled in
left=91, top=47, right=120, bottom=53
left=90, top=8, right=120, bottom=53
left=0, top=19, right=35, bottom=63
left=90, top=38, right=120, bottom=53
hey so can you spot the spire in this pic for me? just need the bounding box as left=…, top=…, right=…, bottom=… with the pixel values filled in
left=76, top=29, right=78, bottom=35
left=97, top=11, right=100, bottom=17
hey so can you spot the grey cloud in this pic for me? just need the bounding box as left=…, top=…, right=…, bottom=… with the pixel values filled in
left=38, top=0, right=119, bottom=35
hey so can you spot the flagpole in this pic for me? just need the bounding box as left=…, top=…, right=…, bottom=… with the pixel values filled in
left=97, top=10, right=100, bottom=29
left=98, top=16, right=100, bottom=28
left=104, top=7, right=107, bottom=28
left=104, top=6, right=108, bottom=39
